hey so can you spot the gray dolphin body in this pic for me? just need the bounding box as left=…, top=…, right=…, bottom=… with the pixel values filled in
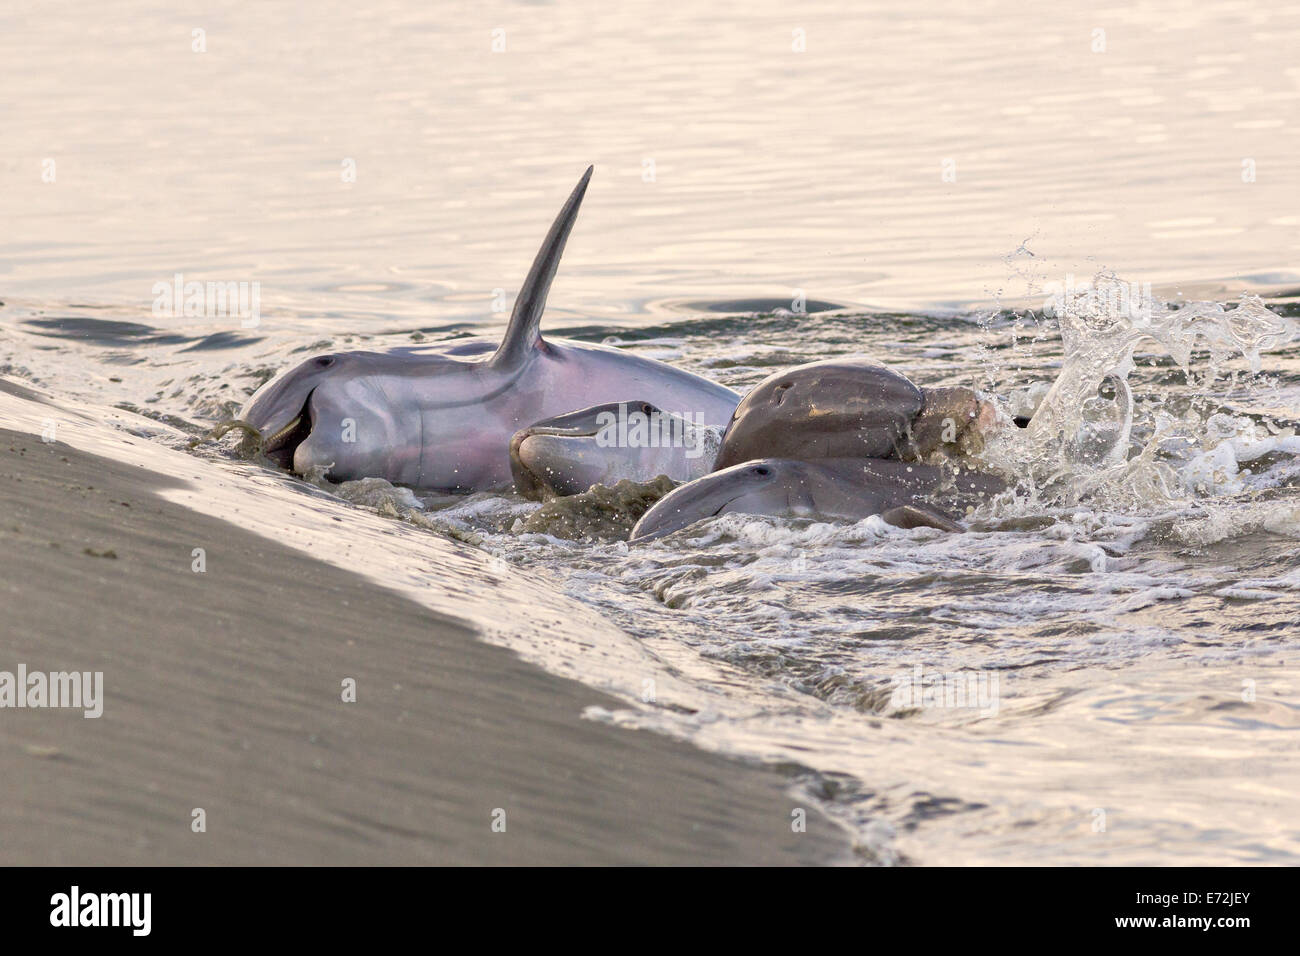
left=240, top=168, right=740, bottom=491
left=713, top=358, right=998, bottom=469
left=630, top=457, right=1006, bottom=540
left=510, top=401, right=719, bottom=498
left=628, top=359, right=1011, bottom=540
left=509, top=359, right=1000, bottom=501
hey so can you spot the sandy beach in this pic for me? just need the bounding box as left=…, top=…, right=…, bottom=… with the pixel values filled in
left=0, top=403, right=847, bottom=865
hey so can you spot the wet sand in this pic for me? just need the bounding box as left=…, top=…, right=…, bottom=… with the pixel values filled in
left=0, top=418, right=847, bottom=865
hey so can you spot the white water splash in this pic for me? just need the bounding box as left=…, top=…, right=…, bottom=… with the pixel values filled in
left=982, top=275, right=1300, bottom=510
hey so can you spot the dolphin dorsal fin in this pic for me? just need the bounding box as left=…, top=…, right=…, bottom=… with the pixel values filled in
left=490, top=166, right=593, bottom=370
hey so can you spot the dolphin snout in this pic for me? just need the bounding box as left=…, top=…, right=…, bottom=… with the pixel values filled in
left=630, top=492, right=728, bottom=541
left=629, top=469, right=749, bottom=541
left=511, top=433, right=593, bottom=498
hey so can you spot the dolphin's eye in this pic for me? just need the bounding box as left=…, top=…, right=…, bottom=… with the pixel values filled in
left=753, top=465, right=771, bottom=476
left=315, top=356, right=336, bottom=368
left=641, top=403, right=653, bottom=415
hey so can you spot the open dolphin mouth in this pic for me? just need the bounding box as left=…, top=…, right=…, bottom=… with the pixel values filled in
left=261, top=389, right=315, bottom=469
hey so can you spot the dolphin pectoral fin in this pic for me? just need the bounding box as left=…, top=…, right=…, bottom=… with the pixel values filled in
left=881, top=505, right=965, bottom=533
left=490, top=166, right=594, bottom=370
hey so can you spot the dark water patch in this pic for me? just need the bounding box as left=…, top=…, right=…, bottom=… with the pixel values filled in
left=552, top=309, right=964, bottom=346
left=23, top=317, right=193, bottom=347
left=114, top=402, right=206, bottom=435
left=381, top=322, right=485, bottom=340
left=94, top=352, right=151, bottom=366
left=179, top=331, right=265, bottom=352
left=290, top=339, right=336, bottom=354
left=898, top=795, right=990, bottom=829
left=0, top=378, right=52, bottom=405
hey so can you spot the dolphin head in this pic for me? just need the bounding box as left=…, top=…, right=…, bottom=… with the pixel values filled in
left=511, top=401, right=653, bottom=498
left=629, top=459, right=807, bottom=540
left=714, top=359, right=925, bottom=469
left=630, top=457, right=975, bottom=541
left=241, top=352, right=416, bottom=480
left=510, top=401, right=717, bottom=498
left=241, top=353, right=348, bottom=468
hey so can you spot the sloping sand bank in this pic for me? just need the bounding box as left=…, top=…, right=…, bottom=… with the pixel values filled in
left=0, top=396, right=847, bottom=865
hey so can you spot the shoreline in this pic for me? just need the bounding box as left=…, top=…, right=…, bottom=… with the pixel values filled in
left=0, top=409, right=849, bottom=865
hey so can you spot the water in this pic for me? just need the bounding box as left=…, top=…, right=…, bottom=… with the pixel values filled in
left=4, top=0, right=1300, bottom=864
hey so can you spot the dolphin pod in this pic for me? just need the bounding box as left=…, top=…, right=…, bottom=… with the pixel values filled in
left=507, top=359, right=1005, bottom=495
left=240, top=168, right=739, bottom=492
left=239, top=166, right=1012, bottom=533
left=628, top=359, right=1009, bottom=540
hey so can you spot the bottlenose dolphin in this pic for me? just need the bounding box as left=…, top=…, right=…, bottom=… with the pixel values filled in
left=240, top=167, right=740, bottom=491
left=630, top=457, right=1006, bottom=541
left=505, top=359, right=1005, bottom=500
left=713, top=358, right=1002, bottom=470
left=624, top=359, right=1012, bottom=540
left=510, top=401, right=720, bottom=498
